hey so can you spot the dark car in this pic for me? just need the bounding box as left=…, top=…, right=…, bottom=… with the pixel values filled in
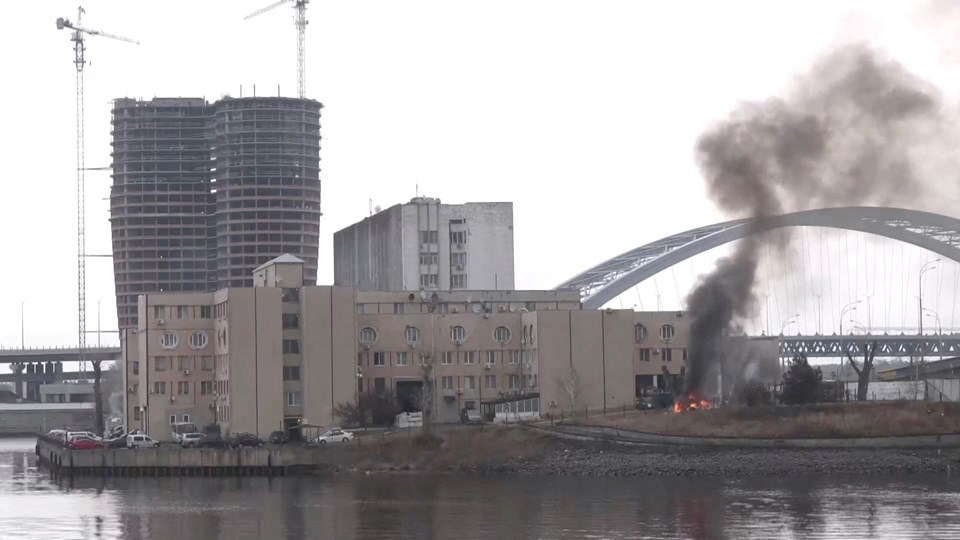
left=103, top=436, right=128, bottom=449
left=268, top=431, right=289, bottom=445
left=197, top=438, right=230, bottom=449
left=231, top=432, right=263, bottom=448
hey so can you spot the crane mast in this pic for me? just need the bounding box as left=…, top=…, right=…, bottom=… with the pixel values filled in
left=56, top=7, right=138, bottom=374
left=244, top=0, right=309, bottom=98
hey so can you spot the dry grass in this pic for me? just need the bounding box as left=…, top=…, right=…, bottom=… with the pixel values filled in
left=323, top=426, right=552, bottom=470
left=585, top=401, right=960, bottom=439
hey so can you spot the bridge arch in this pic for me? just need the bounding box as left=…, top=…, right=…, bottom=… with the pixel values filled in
left=555, top=207, right=960, bottom=310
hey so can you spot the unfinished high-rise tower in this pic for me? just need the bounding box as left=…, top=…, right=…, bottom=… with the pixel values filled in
left=110, top=95, right=322, bottom=328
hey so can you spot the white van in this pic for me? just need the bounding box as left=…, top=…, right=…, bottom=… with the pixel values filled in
left=126, top=434, right=159, bottom=449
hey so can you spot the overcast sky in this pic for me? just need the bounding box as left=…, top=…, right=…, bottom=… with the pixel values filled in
left=1, top=1, right=958, bottom=348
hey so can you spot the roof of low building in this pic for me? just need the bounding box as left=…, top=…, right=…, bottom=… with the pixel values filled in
left=254, top=253, right=305, bottom=272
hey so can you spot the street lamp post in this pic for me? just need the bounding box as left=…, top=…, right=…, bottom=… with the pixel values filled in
left=918, top=260, right=940, bottom=382
left=839, top=300, right=861, bottom=393
left=780, top=314, right=799, bottom=335
left=924, top=308, right=943, bottom=362
left=19, top=299, right=25, bottom=349
left=97, top=298, right=102, bottom=348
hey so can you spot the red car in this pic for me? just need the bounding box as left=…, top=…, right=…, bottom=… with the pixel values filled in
left=68, top=437, right=102, bottom=450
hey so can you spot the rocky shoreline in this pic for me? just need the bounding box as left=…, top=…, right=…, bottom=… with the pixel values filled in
left=471, top=439, right=960, bottom=477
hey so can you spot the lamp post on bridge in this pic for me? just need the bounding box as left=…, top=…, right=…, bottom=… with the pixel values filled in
left=839, top=300, right=861, bottom=391
left=918, top=260, right=940, bottom=383
left=924, top=308, right=943, bottom=363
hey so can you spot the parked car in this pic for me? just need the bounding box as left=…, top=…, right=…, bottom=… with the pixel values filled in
left=126, top=434, right=159, bottom=449
left=312, top=428, right=354, bottom=445
left=46, top=429, right=68, bottom=442
left=102, top=436, right=128, bottom=449
left=231, top=432, right=263, bottom=448
left=268, top=431, right=289, bottom=445
left=68, top=437, right=102, bottom=450
left=635, top=397, right=655, bottom=410
left=197, top=438, right=230, bottom=449
left=67, top=431, right=100, bottom=442
left=180, top=432, right=206, bottom=448
left=106, top=425, right=126, bottom=439
left=460, top=409, right=483, bottom=424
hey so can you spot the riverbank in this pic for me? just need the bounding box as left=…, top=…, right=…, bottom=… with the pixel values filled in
left=328, top=426, right=960, bottom=477
left=579, top=401, right=960, bottom=439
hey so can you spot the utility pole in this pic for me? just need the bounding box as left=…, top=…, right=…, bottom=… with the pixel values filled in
left=918, top=260, right=940, bottom=383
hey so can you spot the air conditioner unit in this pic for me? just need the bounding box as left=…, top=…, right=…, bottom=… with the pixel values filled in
left=170, top=395, right=176, bottom=402
left=127, top=386, right=135, bottom=393
left=482, top=313, right=490, bottom=319
left=653, top=348, right=660, bottom=355
left=451, top=307, right=459, bottom=313
left=456, top=265, right=464, bottom=271
left=498, top=306, right=507, bottom=312
left=157, top=319, right=165, bottom=325
left=183, top=370, right=190, bottom=376
left=208, top=403, right=215, bottom=409
left=484, top=363, right=494, bottom=370
left=549, top=400, right=558, bottom=407
left=457, top=388, right=464, bottom=395
left=149, top=388, right=155, bottom=394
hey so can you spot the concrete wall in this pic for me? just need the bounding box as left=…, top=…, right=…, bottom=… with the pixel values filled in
left=333, top=204, right=404, bottom=291
left=301, top=287, right=358, bottom=427
left=0, top=404, right=95, bottom=434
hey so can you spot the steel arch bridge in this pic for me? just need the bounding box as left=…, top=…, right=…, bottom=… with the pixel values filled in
left=556, top=207, right=960, bottom=310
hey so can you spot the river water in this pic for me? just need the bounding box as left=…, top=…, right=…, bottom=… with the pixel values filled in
left=3, top=437, right=960, bottom=539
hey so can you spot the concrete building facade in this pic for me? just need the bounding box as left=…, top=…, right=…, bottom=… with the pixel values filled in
left=110, top=96, right=322, bottom=329
left=121, top=258, right=780, bottom=437
left=334, top=198, right=514, bottom=292
left=122, top=255, right=355, bottom=441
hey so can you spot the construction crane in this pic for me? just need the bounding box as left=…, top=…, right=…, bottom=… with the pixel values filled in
left=56, top=7, right=138, bottom=376
left=244, top=0, right=309, bottom=98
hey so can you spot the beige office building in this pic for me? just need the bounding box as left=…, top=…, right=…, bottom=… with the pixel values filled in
left=123, top=255, right=356, bottom=441
left=123, top=255, right=778, bottom=437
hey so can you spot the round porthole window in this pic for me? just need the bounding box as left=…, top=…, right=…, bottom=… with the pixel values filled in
left=659, top=324, right=675, bottom=343
left=189, top=330, right=208, bottom=350
left=160, top=331, right=179, bottom=350
left=359, top=327, right=378, bottom=347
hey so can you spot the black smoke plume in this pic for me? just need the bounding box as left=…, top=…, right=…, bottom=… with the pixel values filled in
left=684, top=45, right=943, bottom=394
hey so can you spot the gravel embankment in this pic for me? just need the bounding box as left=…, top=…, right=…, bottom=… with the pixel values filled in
left=473, top=440, right=960, bottom=477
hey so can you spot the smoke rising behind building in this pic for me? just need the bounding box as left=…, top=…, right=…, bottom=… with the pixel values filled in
left=684, top=45, right=949, bottom=394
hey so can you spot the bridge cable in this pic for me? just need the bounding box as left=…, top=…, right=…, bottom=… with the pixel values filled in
left=801, top=227, right=812, bottom=335
left=670, top=266, right=683, bottom=310
left=652, top=275, right=662, bottom=311
left=824, top=229, right=835, bottom=331
left=634, top=286, right=644, bottom=312
left=950, top=264, right=959, bottom=330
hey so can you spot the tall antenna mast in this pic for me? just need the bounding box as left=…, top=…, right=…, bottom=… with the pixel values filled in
left=56, top=8, right=138, bottom=368
left=244, top=0, right=310, bottom=98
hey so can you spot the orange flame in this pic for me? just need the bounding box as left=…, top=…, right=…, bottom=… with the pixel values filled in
left=673, top=394, right=712, bottom=413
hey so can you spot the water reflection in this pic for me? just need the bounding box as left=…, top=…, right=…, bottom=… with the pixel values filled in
left=3, top=437, right=960, bottom=539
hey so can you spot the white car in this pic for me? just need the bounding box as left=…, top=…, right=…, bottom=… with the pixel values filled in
left=179, top=432, right=205, bottom=448
left=312, top=428, right=354, bottom=445
left=67, top=431, right=100, bottom=442
left=126, top=434, right=159, bottom=449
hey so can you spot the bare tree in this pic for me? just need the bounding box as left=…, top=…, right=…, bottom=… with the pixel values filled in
left=844, top=340, right=878, bottom=401
left=556, top=364, right=583, bottom=413
left=92, top=360, right=105, bottom=435
left=417, top=352, right=436, bottom=436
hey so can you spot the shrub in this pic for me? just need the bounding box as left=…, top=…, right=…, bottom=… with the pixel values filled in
left=738, top=379, right=772, bottom=407
left=782, top=354, right=822, bottom=405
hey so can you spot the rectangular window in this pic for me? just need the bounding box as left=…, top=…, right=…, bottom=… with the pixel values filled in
left=200, top=305, right=212, bottom=319
left=371, top=352, right=384, bottom=367
left=419, top=254, right=438, bottom=265
left=182, top=414, right=190, bottom=423
left=286, top=391, right=302, bottom=406
left=485, top=375, right=497, bottom=389
left=132, top=383, right=139, bottom=395
left=419, top=274, right=439, bottom=288
left=394, top=303, right=403, bottom=314
left=464, top=351, right=476, bottom=365
left=465, top=375, right=476, bottom=390
left=509, top=374, right=521, bottom=390
left=283, top=339, right=301, bottom=354
left=451, top=252, right=466, bottom=266
left=419, top=230, right=438, bottom=244
left=282, top=313, right=300, bottom=329
left=639, top=348, right=651, bottom=362
left=505, top=351, right=517, bottom=364
left=177, top=306, right=193, bottom=320
left=201, top=381, right=213, bottom=395
left=662, top=348, right=673, bottom=362
left=442, top=351, right=454, bottom=365
left=132, top=361, right=139, bottom=375
left=442, top=376, right=454, bottom=390
left=281, top=288, right=300, bottom=302
left=396, top=352, right=408, bottom=366
left=177, top=356, right=193, bottom=371
left=201, top=356, right=214, bottom=371
left=451, top=274, right=467, bottom=288
left=133, top=408, right=141, bottom=421
left=169, top=415, right=176, bottom=425
left=153, top=306, right=167, bottom=320
left=283, top=366, right=301, bottom=381
left=154, top=381, right=166, bottom=395
left=450, top=231, right=467, bottom=244
left=177, top=381, right=190, bottom=395
left=154, top=356, right=168, bottom=371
